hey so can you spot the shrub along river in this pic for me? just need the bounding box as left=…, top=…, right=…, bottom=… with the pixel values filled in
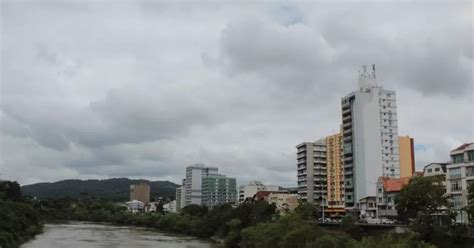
left=22, top=222, right=218, bottom=248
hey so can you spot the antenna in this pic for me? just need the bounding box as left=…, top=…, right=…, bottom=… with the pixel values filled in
left=372, top=64, right=376, bottom=78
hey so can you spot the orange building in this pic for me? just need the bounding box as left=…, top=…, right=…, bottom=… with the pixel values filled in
left=399, top=136, right=415, bottom=178
left=325, top=133, right=345, bottom=215
left=130, top=183, right=150, bottom=204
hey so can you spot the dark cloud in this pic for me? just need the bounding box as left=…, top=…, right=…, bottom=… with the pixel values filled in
left=0, top=1, right=472, bottom=186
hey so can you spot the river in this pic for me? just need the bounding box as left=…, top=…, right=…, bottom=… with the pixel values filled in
left=22, top=222, right=218, bottom=248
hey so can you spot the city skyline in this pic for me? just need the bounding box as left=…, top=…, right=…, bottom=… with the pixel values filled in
left=1, top=1, right=472, bottom=186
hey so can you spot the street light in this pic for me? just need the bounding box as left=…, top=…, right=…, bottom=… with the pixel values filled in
left=319, top=196, right=326, bottom=223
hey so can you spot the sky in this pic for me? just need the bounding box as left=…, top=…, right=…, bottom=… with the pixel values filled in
left=0, top=1, right=473, bottom=186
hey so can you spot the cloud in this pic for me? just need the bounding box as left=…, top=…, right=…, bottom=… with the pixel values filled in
left=0, top=1, right=472, bottom=187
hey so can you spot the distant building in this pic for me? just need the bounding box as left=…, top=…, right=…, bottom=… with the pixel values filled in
left=341, top=65, right=400, bottom=209
left=376, top=177, right=411, bottom=220
left=446, top=143, right=474, bottom=224
left=201, top=174, right=237, bottom=208
left=163, top=200, right=177, bottom=213
left=185, top=164, right=218, bottom=206
left=423, top=162, right=448, bottom=178
left=267, top=192, right=299, bottom=212
left=126, top=200, right=145, bottom=213
left=130, top=183, right=150, bottom=205
left=296, top=140, right=327, bottom=204
left=238, top=181, right=279, bottom=203
left=399, top=136, right=415, bottom=178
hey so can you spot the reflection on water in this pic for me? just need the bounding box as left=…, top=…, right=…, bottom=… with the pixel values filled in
left=22, top=222, right=217, bottom=248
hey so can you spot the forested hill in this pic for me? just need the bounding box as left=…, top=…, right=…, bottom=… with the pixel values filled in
left=21, top=178, right=179, bottom=201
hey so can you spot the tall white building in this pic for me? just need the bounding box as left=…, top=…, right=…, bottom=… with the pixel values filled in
left=341, top=65, right=400, bottom=208
left=175, top=179, right=186, bottom=211
left=238, top=181, right=279, bottom=203
left=185, top=164, right=218, bottom=206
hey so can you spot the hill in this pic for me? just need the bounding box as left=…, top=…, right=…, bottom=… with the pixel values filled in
left=21, top=178, right=179, bottom=201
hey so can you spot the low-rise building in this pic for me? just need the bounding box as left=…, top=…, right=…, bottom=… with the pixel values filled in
left=376, top=177, right=410, bottom=220
left=423, top=163, right=448, bottom=178
left=446, top=143, right=474, bottom=224
left=126, top=200, right=145, bottom=213
left=267, top=192, right=299, bottom=212
left=238, top=181, right=279, bottom=203
left=163, top=200, right=177, bottom=213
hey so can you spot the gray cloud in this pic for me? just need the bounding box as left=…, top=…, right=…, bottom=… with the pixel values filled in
left=0, top=1, right=472, bottom=186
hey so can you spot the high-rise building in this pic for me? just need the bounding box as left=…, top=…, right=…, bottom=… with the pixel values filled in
left=238, top=181, right=279, bottom=203
left=185, top=164, right=218, bottom=206
left=325, top=133, right=345, bottom=215
left=341, top=65, right=400, bottom=208
left=296, top=139, right=327, bottom=204
left=175, top=179, right=186, bottom=211
left=202, top=175, right=237, bottom=208
left=399, top=136, right=415, bottom=178
left=130, top=183, right=150, bottom=205
left=446, top=143, right=474, bottom=224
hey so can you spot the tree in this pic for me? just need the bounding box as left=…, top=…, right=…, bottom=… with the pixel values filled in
left=395, top=176, right=451, bottom=225
left=0, top=181, right=22, bottom=202
left=395, top=176, right=454, bottom=242
left=465, top=183, right=474, bottom=220
left=293, top=201, right=319, bottom=220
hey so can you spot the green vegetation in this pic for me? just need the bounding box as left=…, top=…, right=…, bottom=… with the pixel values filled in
left=21, top=178, right=178, bottom=201
left=395, top=176, right=473, bottom=247
left=466, top=183, right=474, bottom=220
left=33, top=197, right=435, bottom=248
left=0, top=181, right=43, bottom=248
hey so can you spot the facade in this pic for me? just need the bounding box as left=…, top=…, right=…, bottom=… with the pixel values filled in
left=376, top=177, right=410, bottom=220
left=163, top=200, right=177, bottom=213
left=238, top=181, right=279, bottom=203
left=341, top=65, right=400, bottom=208
left=399, top=136, right=415, bottom=178
left=185, top=164, right=218, bottom=206
left=267, top=193, right=299, bottom=212
left=296, top=139, right=327, bottom=204
left=126, top=200, right=145, bottom=213
left=423, top=163, right=448, bottom=177
left=176, top=179, right=186, bottom=211
left=130, top=183, right=150, bottom=205
left=201, top=175, right=237, bottom=208
left=325, top=133, right=345, bottom=215
left=446, top=143, right=474, bottom=224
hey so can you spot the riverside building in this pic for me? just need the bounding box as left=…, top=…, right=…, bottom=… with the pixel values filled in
left=296, top=139, right=327, bottom=204
left=184, top=164, right=218, bottom=206
left=341, top=65, right=400, bottom=209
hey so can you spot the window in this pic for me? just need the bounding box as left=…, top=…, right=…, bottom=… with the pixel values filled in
left=468, top=151, right=474, bottom=162
left=452, top=154, right=464, bottom=164
left=451, top=180, right=462, bottom=192
left=428, top=169, right=432, bottom=173
left=451, top=195, right=463, bottom=208
left=435, top=168, right=440, bottom=172
left=449, top=168, right=462, bottom=179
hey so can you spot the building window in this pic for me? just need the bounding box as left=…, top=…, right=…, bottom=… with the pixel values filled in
left=435, top=168, right=440, bottom=172
left=451, top=180, right=462, bottom=192
left=451, top=195, right=463, bottom=208
left=452, top=154, right=464, bottom=164
left=428, top=169, right=432, bottom=173
left=468, top=151, right=474, bottom=162
left=449, top=168, right=462, bottom=179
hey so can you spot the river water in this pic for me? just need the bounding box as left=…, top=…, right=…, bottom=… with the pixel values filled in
left=22, top=222, right=218, bottom=248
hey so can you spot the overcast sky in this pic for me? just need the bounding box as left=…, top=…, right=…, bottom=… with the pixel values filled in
left=1, top=1, right=472, bottom=186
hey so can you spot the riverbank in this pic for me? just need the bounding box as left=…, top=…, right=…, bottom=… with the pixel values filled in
left=0, top=200, right=43, bottom=248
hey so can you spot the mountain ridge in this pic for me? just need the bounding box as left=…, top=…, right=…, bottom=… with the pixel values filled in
left=21, top=177, right=179, bottom=201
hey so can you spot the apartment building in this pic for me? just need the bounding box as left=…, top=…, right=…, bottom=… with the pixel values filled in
left=185, top=164, right=218, bottom=206
left=296, top=139, right=327, bottom=204
left=341, top=65, right=400, bottom=209
left=130, top=183, right=150, bottom=205
left=325, top=133, right=345, bottom=215
left=376, top=177, right=410, bottom=220
left=446, top=143, right=474, bottom=224
left=201, top=174, right=237, bottom=208
left=175, top=179, right=186, bottom=211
